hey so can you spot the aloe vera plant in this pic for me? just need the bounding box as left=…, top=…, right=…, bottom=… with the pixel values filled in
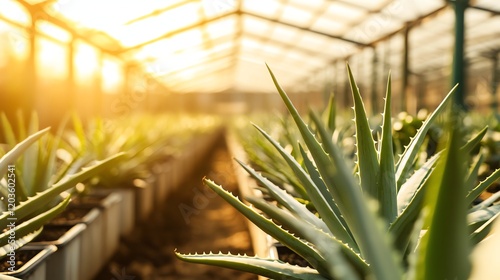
left=0, top=124, right=126, bottom=258
left=177, top=65, right=500, bottom=279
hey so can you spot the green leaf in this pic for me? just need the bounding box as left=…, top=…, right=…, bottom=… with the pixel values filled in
left=467, top=204, right=500, bottom=233
left=203, top=178, right=330, bottom=276
left=413, top=113, right=471, bottom=280
left=377, top=73, right=397, bottom=223
left=0, top=112, right=17, bottom=145
left=176, top=252, right=328, bottom=280
left=395, top=85, right=457, bottom=189
left=0, top=128, right=50, bottom=179
left=469, top=212, right=500, bottom=246
left=390, top=153, right=439, bottom=253
left=246, top=196, right=367, bottom=279
left=298, top=144, right=350, bottom=236
left=0, top=152, right=126, bottom=230
left=466, top=168, right=500, bottom=206
left=249, top=125, right=357, bottom=249
left=0, top=228, right=42, bottom=258
left=236, top=158, right=330, bottom=234
left=347, top=64, right=379, bottom=200
left=464, top=154, right=483, bottom=196
left=0, top=195, right=71, bottom=249
left=460, top=126, right=488, bottom=154
left=326, top=94, right=336, bottom=133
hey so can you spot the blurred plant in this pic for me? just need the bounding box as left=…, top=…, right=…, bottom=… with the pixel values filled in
left=177, top=65, right=500, bottom=279
left=67, top=113, right=221, bottom=190
left=0, top=112, right=94, bottom=201
left=0, top=122, right=124, bottom=258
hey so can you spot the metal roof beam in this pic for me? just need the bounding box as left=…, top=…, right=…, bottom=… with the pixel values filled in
left=468, top=5, right=500, bottom=15
left=366, top=4, right=448, bottom=46
left=243, top=11, right=368, bottom=47
left=117, top=11, right=239, bottom=54
left=124, top=0, right=196, bottom=25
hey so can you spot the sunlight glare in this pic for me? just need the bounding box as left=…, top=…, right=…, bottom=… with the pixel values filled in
left=74, top=40, right=100, bottom=85
left=101, top=57, right=124, bottom=94
left=0, top=0, right=31, bottom=26
left=36, top=38, right=68, bottom=80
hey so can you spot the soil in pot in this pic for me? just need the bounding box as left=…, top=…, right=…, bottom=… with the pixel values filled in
left=0, top=250, right=38, bottom=272
left=94, top=136, right=257, bottom=280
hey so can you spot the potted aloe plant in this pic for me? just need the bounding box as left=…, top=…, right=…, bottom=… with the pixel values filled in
left=177, top=65, right=500, bottom=279
left=0, top=117, right=125, bottom=280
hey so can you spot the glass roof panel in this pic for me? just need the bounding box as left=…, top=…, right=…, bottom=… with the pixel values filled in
left=341, top=0, right=389, bottom=11
left=343, top=13, right=403, bottom=44
left=269, top=25, right=301, bottom=45
left=324, top=2, right=368, bottom=22
left=474, top=0, right=500, bottom=10
left=311, top=16, right=348, bottom=35
left=279, top=5, right=315, bottom=27
left=242, top=15, right=273, bottom=34
left=201, top=0, right=237, bottom=17
left=206, top=15, right=237, bottom=39
left=296, top=32, right=332, bottom=51
left=289, top=0, right=326, bottom=10
left=241, top=0, right=283, bottom=18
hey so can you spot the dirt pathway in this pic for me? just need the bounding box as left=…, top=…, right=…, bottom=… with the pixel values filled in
left=95, top=137, right=257, bottom=280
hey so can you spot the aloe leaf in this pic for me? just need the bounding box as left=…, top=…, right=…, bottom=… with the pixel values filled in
left=396, top=153, right=441, bottom=214
left=0, top=152, right=126, bottom=229
left=236, top=158, right=330, bottom=235
left=464, top=154, right=483, bottom=196
left=15, top=110, right=26, bottom=142
left=469, top=212, right=500, bottom=245
left=460, top=126, right=488, bottom=154
left=413, top=115, right=471, bottom=280
left=377, top=73, right=397, bottom=223
left=470, top=190, right=500, bottom=212
left=298, top=144, right=350, bottom=234
left=467, top=204, right=500, bottom=232
left=347, top=64, right=379, bottom=200
left=0, top=128, right=50, bottom=178
left=326, top=94, right=336, bottom=133
left=23, top=113, right=40, bottom=196
left=176, top=252, right=327, bottom=280
left=71, top=113, right=87, bottom=152
left=0, top=112, right=17, bottom=145
left=45, top=117, right=69, bottom=188
left=247, top=196, right=367, bottom=278
left=0, top=195, right=70, bottom=248
left=0, top=228, right=42, bottom=258
left=390, top=155, right=438, bottom=253
left=466, top=168, right=500, bottom=206
left=250, top=125, right=356, bottom=249
left=266, top=64, right=401, bottom=280
left=395, top=85, right=457, bottom=189
left=203, top=178, right=330, bottom=276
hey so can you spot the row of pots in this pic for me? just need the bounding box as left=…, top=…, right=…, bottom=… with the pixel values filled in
left=0, top=128, right=224, bottom=280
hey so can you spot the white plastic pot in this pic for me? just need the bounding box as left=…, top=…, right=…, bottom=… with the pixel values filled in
left=29, top=224, right=86, bottom=280
left=0, top=245, right=57, bottom=280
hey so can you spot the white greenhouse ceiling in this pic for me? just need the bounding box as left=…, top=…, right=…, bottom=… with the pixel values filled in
left=13, top=0, right=500, bottom=94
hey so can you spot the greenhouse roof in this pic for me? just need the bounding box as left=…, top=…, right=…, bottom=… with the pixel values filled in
left=8, top=0, right=500, bottom=94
